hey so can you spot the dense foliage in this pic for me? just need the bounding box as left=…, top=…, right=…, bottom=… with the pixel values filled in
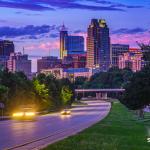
left=120, top=65, right=150, bottom=110
left=120, top=43, right=150, bottom=110
left=75, top=67, right=133, bottom=89
left=0, top=71, right=74, bottom=115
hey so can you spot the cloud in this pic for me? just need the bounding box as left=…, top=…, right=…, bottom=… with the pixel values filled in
left=92, top=0, right=143, bottom=9
left=111, top=30, right=150, bottom=47
left=0, top=0, right=134, bottom=12
left=0, top=0, right=54, bottom=11
left=0, top=19, right=8, bottom=23
left=15, top=11, right=41, bottom=16
left=0, top=25, right=57, bottom=38
left=0, top=0, right=143, bottom=12
left=74, top=29, right=85, bottom=34
left=49, top=33, right=59, bottom=38
left=112, top=28, right=148, bottom=35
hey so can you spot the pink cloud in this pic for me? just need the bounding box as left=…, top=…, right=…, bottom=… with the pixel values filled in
left=73, top=31, right=150, bottom=48
left=25, top=40, right=59, bottom=51
left=23, top=31, right=150, bottom=56
left=39, top=40, right=59, bottom=50
left=111, top=31, right=150, bottom=47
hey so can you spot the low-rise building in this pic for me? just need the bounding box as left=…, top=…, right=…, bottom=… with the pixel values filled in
left=7, top=52, right=31, bottom=78
left=62, top=52, right=86, bottom=69
left=37, top=56, right=61, bottom=73
left=111, top=44, right=129, bottom=68
left=119, top=51, right=143, bottom=72
left=41, top=68, right=92, bottom=80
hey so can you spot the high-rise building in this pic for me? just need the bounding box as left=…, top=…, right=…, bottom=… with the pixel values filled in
left=111, top=44, right=129, bottom=67
left=60, top=24, right=68, bottom=59
left=65, top=36, right=84, bottom=54
left=60, top=24, right=84, bottom=59
left=0, top=56, right=8, bottom=69
left=37, top=56, right=61, bottom=73
left=87, top=19, right=110, bottom=71
left=0, top=40, right=14, bottom=56
left=7, top=52, right=31, bottom=78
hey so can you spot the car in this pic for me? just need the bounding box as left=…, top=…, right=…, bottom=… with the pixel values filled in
left=61, top=109, right=71, bottom=115
left=12, top=107, right=37, bottom=121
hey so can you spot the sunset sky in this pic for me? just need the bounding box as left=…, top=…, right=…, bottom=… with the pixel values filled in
left=0, top=0, right=149, bottom=71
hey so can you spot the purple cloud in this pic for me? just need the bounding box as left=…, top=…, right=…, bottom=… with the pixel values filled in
left=0, top=0, right=143, bottom=12
left=112, top=28, right=148, bottom=35
left=92, top=0, right=143, bottom=8
left=0, top=25, right=57, bottom=38
left=0, top=0, right=54, bottom=11
left=0, top=0, right=126, bottom=11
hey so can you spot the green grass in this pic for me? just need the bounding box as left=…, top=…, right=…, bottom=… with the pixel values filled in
left=44, top=102, right=150, bottom=150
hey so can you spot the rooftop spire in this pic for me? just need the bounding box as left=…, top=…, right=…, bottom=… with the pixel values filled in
left=61, top=22, right=67, bottom=31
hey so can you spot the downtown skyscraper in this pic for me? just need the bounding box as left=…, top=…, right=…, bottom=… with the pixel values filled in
left=60, top=24, right=84, bottom=59
left=87, top=19, right=110, bottom=71
left=60, top=24, right=68, bottom=59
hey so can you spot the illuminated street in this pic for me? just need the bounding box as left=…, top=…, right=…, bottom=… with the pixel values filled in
left=0, top=100, right=110, bottom=150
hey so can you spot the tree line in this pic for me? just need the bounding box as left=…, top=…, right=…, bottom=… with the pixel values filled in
left=0, top=70, right=74, bottom=115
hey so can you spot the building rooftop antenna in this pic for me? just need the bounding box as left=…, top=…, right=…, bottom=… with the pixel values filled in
left=49, top=48, right=51, bottom=56
left=61, top=22, right=67, bottom=31
left=23, top=47, right=25, bottom=55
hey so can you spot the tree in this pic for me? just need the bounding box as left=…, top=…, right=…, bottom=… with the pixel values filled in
left=0, top=85, right=8, bottom=104
left=137, top=42, right=150, bottom=63
left=61, top=86, right=73, bottom=106
left=36, top=73, right=46, bottom=83
left=33, top=79, right=50, bottom=110
left=74, top=76, right=87, bottom=88
left=120, top=64, right=150, bottom=110
left=44, top=75, right=62, bottom=108
left=85, top=67, right=133, bottom=89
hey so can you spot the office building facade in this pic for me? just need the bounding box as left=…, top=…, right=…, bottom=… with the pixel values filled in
left=60, top=25, right=84, bottom=59
left=65, top=36, right=84, bottom=55
left=41, top=68, right=92, bottom=80
left=7, top=52, right=31, bottom=78
left=62, top=52, right=86, bottom=69
left=87, top=19, right=110, bottom=71
left=37, top=56, right=61, bottom=73
left=111, top=44, right=129, bottom=67
left=60, top=25, right=68, bottom=59
left=119, top=51, right=143, bottom=72
left=0, top=40, right=14, bottom=56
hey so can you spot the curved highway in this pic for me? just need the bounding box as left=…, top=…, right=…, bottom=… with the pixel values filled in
left=0, top=100, right=111, bottom=150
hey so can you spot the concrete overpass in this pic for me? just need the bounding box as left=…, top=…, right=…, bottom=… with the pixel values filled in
left=75, top=89, right=125, bottom=100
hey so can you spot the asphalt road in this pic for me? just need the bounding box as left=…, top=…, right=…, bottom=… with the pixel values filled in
left=0, top=100, right=111, bottom=150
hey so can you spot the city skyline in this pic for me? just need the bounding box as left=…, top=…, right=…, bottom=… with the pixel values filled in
left=0, top=0, right=149, bottom=59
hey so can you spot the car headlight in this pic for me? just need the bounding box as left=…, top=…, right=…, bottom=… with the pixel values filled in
left=61, top=111, right=64, bottom=114
left=25, top=112, right=35, bottom=116
left=13, top=112, right=24, bottom=117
